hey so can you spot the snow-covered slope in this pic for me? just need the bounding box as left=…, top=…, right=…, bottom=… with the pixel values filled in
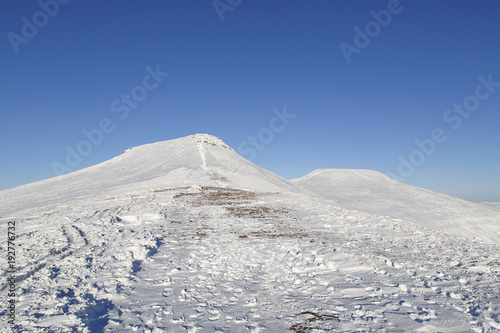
left=0, top=134, right=314, bottom=217
left=292, top=169, right=500, bottom=244
left=481, top=202, right=500, bottom=212
left=1, top=136, right=499, bottom=332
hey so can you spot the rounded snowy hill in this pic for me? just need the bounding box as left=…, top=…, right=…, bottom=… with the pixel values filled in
left=292, top=169, right=500, bottom=244
left=0, top=134, right=311, bottom=215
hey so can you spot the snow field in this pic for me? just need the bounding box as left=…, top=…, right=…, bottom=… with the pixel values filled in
left=1, top=185, right=499, bottom=332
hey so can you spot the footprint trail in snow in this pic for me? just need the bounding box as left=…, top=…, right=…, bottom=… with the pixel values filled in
left=2, top=186, right=499, bottom=332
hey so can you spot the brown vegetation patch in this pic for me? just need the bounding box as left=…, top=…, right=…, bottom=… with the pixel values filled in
left=153, top=187, right=189, bottom=193
left=289, top=312, right=340, bottom=332
left=179, top=186, right=257, bottom=206
left=248, top=230, right=309, bottom=239
left=225, top=206, right=290, bottom=219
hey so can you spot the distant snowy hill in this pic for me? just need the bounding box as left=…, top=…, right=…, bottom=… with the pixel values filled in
left=1, top=135, right=499, bottom=332
left=292, top=169, right=500, bottom=244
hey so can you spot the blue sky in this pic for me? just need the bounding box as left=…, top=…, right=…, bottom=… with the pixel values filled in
left=1, top=0, right=500, bottom=202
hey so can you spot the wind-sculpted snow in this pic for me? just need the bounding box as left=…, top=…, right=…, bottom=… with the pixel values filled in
left=1, top=135, right=499, bottom=331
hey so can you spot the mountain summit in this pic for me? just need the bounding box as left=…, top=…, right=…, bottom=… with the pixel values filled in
left=0, top=134, right=308, bottom=214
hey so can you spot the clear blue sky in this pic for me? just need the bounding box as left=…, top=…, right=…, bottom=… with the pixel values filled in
left=1, top=0, right=500, bottom=202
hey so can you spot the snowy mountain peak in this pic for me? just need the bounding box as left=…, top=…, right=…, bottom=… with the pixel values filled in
left=0, top=134, right=309, bottom=212
left=191, top=133, right=232, bottom=150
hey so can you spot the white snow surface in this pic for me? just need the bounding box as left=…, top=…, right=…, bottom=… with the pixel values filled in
left=292, top=168, right=500, bottom=244
left=481, top=202, right=500, bottom=213
left=1, top=134, right=499, bottom=332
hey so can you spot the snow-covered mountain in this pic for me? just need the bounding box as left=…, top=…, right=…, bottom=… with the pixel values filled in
left=0, top=134, right=315, bottom=217
left=292, top=169, right=500, bottom=244
left=1, top=134, right=499, bottom=332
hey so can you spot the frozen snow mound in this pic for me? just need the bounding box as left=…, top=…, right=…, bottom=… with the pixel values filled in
left=292, top=169, right=500, bottom=244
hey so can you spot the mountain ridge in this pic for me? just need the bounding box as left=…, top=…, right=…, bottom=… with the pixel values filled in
left=1, top=134, right=499, bottom=244
left=1, top=134, right=500, bottom=331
